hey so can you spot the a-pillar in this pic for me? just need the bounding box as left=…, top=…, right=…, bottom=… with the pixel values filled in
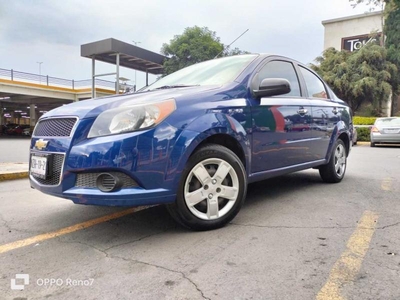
left=30, top=104, right=36, bottom=130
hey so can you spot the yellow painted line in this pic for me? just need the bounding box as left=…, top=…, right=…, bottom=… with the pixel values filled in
left=316, top=211, right=379, bottom=300
left=381, top=177, right=393, bottom=191
left=0, top=78, right=77, bottom=92
left=75, top=88, right=115, bottom=94
left=0, top=172, right=29, bottom=181
left=0, top=206, right=151, bottom=254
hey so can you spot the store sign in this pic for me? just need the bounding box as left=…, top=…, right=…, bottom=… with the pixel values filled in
left=342, top=33, right=381, bottom=52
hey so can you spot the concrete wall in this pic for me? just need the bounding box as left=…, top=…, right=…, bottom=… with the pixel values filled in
left=323, top=12, right=383, bottom=51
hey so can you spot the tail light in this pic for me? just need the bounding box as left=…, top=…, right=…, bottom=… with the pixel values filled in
left=371, top=126, right=379, bottom=133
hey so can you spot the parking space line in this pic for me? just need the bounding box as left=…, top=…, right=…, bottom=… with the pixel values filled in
left=316, top=210, right=379, bottom=300
left=381, top=177, right=393, bottom=191
left=0, top=206, right=151, bottom=255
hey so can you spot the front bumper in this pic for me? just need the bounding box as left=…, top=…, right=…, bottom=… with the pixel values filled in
left=32, top=182, right=177, bottom=206
left=30, top=119, right=179, bottom=206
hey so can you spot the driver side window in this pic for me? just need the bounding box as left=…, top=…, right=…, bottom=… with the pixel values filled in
left=258, top=61, right=301, bottom=97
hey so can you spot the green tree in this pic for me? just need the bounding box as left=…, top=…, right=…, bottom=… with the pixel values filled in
left=349, top=0, right=399, bottom=7
left=311, top=44, right=397, bottom=114
left=161, top=26, right=248, bottom=75
left=345, top=0, right=400, bottom=114
left=349, top=0, right=386, bottom=8
left=384, top=4, right=400, bottom=94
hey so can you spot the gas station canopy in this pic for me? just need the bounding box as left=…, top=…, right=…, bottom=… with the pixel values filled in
left=81, top=38, right=166, bottom=75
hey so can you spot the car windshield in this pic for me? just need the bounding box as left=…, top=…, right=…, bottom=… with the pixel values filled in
left=375, top=118, right=400, bottom=127
left=142, top=54, right=258, bottom=91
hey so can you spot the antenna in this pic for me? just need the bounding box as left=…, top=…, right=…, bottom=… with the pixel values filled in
left=214, top=29, right=249, bottom=59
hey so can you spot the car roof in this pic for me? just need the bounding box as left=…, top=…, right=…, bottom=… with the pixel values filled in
left=250, top=53, right=303, bottom=64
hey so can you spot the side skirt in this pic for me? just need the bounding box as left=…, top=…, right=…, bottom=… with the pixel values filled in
left=248, top=159, right=327, bottom=183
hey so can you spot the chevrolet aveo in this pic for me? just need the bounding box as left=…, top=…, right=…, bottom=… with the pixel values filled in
left=30, top=54, right=352, bottom=230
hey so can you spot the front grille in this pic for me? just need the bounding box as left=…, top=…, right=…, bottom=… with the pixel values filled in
left=75, top=172, right=139, bottom=189
left=31, top=154, right=64, bottom=185
left=33, top=118, right=77, bottom=137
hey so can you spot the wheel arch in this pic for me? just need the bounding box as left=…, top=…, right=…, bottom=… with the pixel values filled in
left=338, top=131, right=350, bottom=157
left=165, top=113, right=251, bottom=193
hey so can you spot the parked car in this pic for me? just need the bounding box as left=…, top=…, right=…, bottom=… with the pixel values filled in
left=370, top=117, right=400, bottom=147
left=1, top=123, right=18, bottom=135
left=30, top=54, right=352, bottom=230
left=23, top=127, right=32, bottom=137
left=6, top=124, right=29, bottom=135
left=0, top=125, right=6, bottom=135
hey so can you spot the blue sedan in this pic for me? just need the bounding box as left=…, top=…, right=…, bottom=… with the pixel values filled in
left=30, top=54, right=352, bottom=230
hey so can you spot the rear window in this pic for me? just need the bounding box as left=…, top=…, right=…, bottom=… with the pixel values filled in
left=375, top=118, right=400, bottom=127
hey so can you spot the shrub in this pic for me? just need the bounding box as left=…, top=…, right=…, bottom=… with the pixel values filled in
left=353, top=116, right=376, bottom=125
left=356, top=127, right=371, bottom=141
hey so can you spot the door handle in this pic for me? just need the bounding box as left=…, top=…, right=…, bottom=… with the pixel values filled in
left=297, top=108, right=308, bottom=115
left=332, top=107, right=339, bottom=115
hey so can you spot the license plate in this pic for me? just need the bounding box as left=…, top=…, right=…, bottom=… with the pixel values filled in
left=385, top=129, right=399, bottom=134
left=31, top=155, right=48, bottom=179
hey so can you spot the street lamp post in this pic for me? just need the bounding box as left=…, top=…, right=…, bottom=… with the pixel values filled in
left=37, top=62, right=43, bottom=84
left=132, top=40, right=141, bottom=91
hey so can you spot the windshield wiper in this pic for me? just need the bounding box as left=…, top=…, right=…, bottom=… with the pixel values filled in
left=153, top=84, right=199, bottom=90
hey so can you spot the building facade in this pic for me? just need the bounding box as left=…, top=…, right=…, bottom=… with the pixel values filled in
left=323, top=11, right=383, bottom=51
left=322, top=11, right=400, bottom=116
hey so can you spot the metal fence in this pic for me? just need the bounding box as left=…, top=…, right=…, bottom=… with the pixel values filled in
left=0, top=68, right=133, bottom=91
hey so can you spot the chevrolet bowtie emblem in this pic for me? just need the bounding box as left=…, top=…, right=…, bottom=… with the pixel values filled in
left=35, top=139, right=49, bottom=151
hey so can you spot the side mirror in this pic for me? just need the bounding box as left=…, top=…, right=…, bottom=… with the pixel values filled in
left=253, top=78, right=291, bottom=98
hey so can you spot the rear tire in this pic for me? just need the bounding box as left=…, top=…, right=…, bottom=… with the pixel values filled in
left=370, top=142, right=376, bottom=147
left=319, top=139, right=347, bottom=183
left=166, top=144, right=247, bottom=231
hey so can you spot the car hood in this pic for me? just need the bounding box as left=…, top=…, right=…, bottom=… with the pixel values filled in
left=42, top=85, right=221, bottom=120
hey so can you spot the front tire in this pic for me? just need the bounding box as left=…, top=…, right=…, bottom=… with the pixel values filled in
left=167, top=144, right=247, bottom=231
left=319, top=139, right=347, bottom=183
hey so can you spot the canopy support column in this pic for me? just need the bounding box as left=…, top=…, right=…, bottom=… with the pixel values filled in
left=91, top=56, right=96, bottom=98
left=116, top=53, right=120, bottom=94
left=30, top=104, right=36, bottom=129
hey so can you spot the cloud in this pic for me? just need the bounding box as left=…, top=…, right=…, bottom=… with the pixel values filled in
left=0, top=0, right=372, bottom=87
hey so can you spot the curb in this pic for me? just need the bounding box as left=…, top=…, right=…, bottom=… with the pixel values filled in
left=355, top=141, right=370, bottom=145
left=0, top=172, right=29, bottom=182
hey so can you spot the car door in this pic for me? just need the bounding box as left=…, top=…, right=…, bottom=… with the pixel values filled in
left=297, top=65, right=341, bottom=160
left=250, top=59, right=313, bottom=173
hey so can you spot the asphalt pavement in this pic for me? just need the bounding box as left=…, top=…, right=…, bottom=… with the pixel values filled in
left=0, top=144, right=399, bottom=299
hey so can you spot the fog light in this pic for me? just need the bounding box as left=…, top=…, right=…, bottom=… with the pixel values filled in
left=96, top=173, right=122, bottom=192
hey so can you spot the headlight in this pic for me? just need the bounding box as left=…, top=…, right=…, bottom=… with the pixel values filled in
left=88, top=99, right=176, bottom=138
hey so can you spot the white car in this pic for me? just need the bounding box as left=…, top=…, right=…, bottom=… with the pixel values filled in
left=370, top=117, right=400, bottom=147
left=22, top=128, right=31, bottom=136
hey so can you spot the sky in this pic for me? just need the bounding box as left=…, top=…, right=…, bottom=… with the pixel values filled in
left=0, top=0, right=372, bottom=89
